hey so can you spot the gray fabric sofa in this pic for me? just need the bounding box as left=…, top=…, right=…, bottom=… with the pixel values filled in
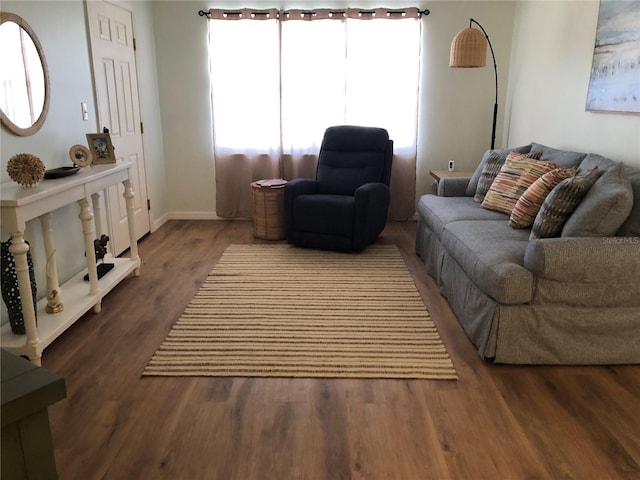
left=415, top=142, right=640, bottom=364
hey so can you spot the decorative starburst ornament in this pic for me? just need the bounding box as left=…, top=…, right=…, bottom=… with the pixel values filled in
left=7, top=153, right=46, bottom=187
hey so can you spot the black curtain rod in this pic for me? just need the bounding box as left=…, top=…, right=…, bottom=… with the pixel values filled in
left=198, top=8, right=430, bottom=18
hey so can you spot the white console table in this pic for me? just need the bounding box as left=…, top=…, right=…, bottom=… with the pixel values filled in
left=1, top=163, right=141, bottom=365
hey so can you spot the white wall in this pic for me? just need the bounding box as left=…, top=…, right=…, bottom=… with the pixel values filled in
left=133, top=1, right=169, bottom=229
left=151, top=1, right=518, bottom=216
left=152, top=0, right=216, bottom=219
left=1, top=1, right=100, bottom=298
left=416, top=1, right=517, bottom=199
left=506, top=0, right=640, bottom=167
left=0, top=1, right=166, bottom=320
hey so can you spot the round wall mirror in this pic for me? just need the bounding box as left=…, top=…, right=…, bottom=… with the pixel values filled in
left=0, top=12, right=50, bottom=136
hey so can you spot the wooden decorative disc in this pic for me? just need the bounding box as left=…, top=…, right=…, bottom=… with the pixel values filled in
left=69, top=144, right=93, bottom=167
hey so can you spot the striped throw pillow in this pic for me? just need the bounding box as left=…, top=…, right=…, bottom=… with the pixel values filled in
left=481, top=152, right=557, bottom=215
left=530, top=167, right=600, bottom=240
left=509, top=167, right=576, bottom=228
left=474, top=150, right=542, bottom=203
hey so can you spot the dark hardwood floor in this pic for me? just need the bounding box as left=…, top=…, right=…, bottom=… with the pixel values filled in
left=42, top=220, right=639, bottom=479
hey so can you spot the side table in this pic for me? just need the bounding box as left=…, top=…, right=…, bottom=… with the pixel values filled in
left=429, top=169, right=475, bottom=193
left=1, top=349, right=66, bottom=479
left=251, top=179, right=287, bottom=240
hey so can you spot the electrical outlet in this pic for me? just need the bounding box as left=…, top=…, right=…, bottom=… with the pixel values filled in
left=448, top=160, right=455, bottom=172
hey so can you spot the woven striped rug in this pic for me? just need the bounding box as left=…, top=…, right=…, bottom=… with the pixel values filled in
left=144, top=244, right=457, bottom=380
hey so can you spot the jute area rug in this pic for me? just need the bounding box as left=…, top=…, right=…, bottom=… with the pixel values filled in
left=144, top=244, right=457, bottom=380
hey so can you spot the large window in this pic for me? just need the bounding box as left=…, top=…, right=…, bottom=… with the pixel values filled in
left=208, top=8, right=422, bottom=219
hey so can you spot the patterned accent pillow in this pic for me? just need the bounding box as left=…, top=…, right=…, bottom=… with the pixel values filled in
left=474, top=151, right=504, bottom=202
left=529, top=167, right=600, bottom=240
left=509, top=167, right=576, bottom=228
left=474, top=150, right=542, bottom=203
left=481, top=152, right=557, bottom=215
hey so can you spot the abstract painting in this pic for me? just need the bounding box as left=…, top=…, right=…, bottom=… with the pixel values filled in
left=586, top=0, right=640, bottom=113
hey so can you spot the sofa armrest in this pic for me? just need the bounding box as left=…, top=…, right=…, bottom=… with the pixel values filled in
left=524, top=237, right=640, bottom=282
left=437, top=177, right=471, bottom=197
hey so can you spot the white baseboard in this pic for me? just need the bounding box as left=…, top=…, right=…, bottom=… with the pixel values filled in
left=167, top=212, right=251, bottom=221
left=149, top=212, right=249, bottom=235
left=151, top=213, right=170, bottom=232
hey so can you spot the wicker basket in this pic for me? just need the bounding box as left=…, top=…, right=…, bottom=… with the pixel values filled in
left=251, top=181, right=286, bottom=240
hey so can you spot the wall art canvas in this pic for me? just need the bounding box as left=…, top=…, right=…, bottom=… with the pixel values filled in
left=586, top=0, right=640, bottom=113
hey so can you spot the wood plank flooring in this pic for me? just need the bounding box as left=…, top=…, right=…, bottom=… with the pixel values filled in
left=41, top=220, right=640, bottom=480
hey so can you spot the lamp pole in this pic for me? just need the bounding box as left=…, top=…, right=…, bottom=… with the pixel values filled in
left=469, top=18, right=498, bottom=150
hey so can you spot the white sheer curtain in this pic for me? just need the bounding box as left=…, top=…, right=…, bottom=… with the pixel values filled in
left=208, top=8, right=422, bottom=219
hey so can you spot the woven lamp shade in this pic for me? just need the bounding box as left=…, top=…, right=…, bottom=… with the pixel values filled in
left=450, top=27, right=487, bottom=67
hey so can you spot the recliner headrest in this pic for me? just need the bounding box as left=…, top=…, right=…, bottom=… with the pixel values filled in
left=321, top=125, right=390, bottom=152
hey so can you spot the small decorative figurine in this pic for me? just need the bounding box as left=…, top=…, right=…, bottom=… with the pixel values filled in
left=94, top=234, right=109, bottom=263
left=46, top=289, right=64, bottom=314
left=84, top=234, right=114, bottom=281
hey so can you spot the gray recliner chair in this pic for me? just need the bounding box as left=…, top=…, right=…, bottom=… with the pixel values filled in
left=284, top=125, right=393, bottom=252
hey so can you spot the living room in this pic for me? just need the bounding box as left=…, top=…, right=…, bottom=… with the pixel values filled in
left=1, top=1, right=639, bottom=478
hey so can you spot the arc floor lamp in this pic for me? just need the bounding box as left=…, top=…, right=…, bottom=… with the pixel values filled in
left=450, top=18, right=498, bottom=150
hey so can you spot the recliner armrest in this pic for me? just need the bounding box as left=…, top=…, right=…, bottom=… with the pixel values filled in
left=285, top=178, right=318, bottom=196
left=355, top=182, right=389, bottom=198
left=284, top=179, right=319, bottom=243
left=353, top=182, right=390, bottom=251
left=437, top=177, right=471, bottom=197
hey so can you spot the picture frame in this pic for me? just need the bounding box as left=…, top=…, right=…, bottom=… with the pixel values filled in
left=69, top=144, right=93, bottom=167
left=586, top=0, right=640, bottom=113
left=86, top=133, right=116, bottom=164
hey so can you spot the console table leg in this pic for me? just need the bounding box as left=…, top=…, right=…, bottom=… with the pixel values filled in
left=8, top=233, right=41, bottom=366
left=122, top=179, right=140, bottom=276
left=78, top=198, right=99, bottom=296
left=91, top=191, right=104, bottom=239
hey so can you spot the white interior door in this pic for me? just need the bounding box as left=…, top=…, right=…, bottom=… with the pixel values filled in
left=86, top=0, right=150, bottom=255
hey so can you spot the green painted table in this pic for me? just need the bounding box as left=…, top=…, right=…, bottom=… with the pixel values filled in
left=1, top=349, right=66, bottom=479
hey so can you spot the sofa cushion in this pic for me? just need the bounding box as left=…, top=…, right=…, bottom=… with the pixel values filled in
left=617, top=164, right=640, bottom=237
left=509, top=167, right=576, bottom=229
left=473, top=150, right=542, bottom=203
left=529, top=142, right=587, bottom=168
left=441, top=220, right=533, bottom=304
left=418, top=195, right=507, bottom=240
left=482, top=153, right=557, bottom=215
left=562, top=163, right=633, bottom=237
left=474, top=151, right=504, bottom=203
left=530, top=167, right=600, bottom=240
left=576, top=153, right=616, bottom=174
left=465, top=144, right=532, bottom=197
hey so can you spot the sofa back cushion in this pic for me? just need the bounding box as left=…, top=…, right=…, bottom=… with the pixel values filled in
left=575, top=153, right=639, bottom=237
left=576, top=152, right=616, bottom=173
left=562, top=163, right=633, bottom=237
left=617, top=164, right=640, bottom=236
left=529, top=142, right=587, bottom=168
